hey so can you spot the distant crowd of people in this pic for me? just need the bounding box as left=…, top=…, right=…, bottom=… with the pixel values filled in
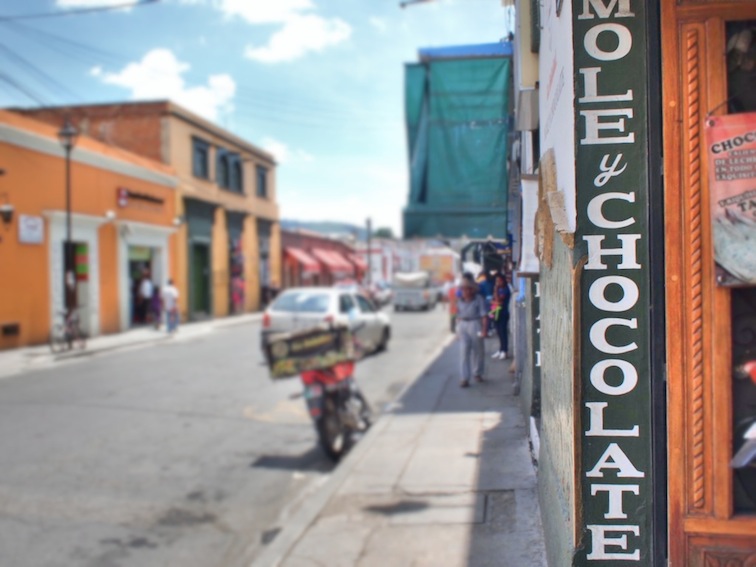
left=444, top=269, right=512, bottom=388
left=133, top=269, right=180, bottom=334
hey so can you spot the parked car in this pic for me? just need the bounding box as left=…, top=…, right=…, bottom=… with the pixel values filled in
left=334, top=279, right=369, bottom=297
left=370, top=281, right=393, bottom=306
left=261, top=287, right=391, bottom=354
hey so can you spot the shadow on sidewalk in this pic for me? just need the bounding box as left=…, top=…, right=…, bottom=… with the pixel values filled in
left=268, top=336, right=548, bottom=567
left=375, top=337, right=547, bottom=566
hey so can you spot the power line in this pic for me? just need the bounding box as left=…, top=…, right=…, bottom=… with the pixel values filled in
left=0, top=73, right=49, bottom=106
left=1, top=21, right=401, bottom=126
left=0, top=0, right=159, bottom=22
left=1, top=19, right=125, bottom=64
left=0, top=41, right=82, bottom=102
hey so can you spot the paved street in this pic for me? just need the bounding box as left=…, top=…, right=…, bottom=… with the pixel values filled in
left=0, top=306, right=451, bottom=567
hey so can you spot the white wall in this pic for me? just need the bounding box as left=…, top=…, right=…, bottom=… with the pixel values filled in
left=539, top=0, right=577, bottom=232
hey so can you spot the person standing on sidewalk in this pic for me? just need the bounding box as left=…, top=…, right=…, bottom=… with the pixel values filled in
left=138, top=269, right=153, bottom=324
left=489, top=272, right=512, bottom=359
left=161, top=279, right=180, bottom=334
left=456, top=273, right=489, bottom=388
left=446, top=278, right=459, bottom=333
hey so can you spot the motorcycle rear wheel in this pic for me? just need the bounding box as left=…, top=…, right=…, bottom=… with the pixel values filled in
left=316, top=399, right=352, bottom=461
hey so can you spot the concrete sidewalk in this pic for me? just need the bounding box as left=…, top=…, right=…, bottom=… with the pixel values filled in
left=253, top=338, right=547, bottom=567
left=0, top=312, right=262, bottom=380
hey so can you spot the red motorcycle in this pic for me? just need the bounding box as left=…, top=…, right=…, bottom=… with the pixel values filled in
left=300, top=360, right=372, bottom=461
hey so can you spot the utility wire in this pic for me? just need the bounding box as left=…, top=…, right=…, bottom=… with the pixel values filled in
left=1, top=19, right=125, bottom=64
left=0, top=41, right=82, bottom=102
left=1, top=20, right=398, bottom=121
left=0, top=73, right=49, bottom=106
left=1, top=22, right=402, bottom=122
left=0, top=0, right=159, bottom=22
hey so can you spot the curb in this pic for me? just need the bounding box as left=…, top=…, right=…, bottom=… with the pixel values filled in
left=249, top=333, right=458, bottom=567
left=1, top=313, right=264, bottom=374
left=51, top=334, right=172, bottom=362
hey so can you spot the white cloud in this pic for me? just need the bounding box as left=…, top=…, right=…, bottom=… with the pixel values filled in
left=57, top=0, right=132, bottom=9
left=214, top=0, right=315, bottom=24
left=261, top=137, right=315, bottom=165
left=94, top=49, right=236, bottom=122
left=261, top=138, right=290, bottom=163
left=369, top=17, right=387, bottom=33
left=178, top=0, right=351, bottom=63
left=245, top=14, right=351, bottom=64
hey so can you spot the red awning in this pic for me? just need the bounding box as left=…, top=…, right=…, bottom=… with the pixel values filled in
left=285, top=247, right=321, bottom=274
left=349, top=254, right=368, bottom=271
left=311, top=248, right=355, bottom=275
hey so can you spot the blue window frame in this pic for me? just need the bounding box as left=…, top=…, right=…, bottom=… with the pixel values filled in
left=216, top=147, right=244, bottom=193
left=256, top=165, right=268, bottom=198
left=230, top=157, right=243, bottom=192
left=216, top=147, right=230, bottom=188
left=192, top=137, right=210, bottom=179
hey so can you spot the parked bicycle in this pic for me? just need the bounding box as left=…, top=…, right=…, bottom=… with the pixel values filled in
left=49, top=309, right=87, bottom=353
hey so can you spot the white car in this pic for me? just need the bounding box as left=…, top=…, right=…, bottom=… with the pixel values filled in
left=261, top=287, right=391, bottom=354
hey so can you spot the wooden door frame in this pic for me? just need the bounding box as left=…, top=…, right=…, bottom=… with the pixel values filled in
left=661, top=1, right=756, bottom=564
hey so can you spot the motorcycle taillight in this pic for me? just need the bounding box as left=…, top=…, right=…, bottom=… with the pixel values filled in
left=262, top=312, right=271, bottom=328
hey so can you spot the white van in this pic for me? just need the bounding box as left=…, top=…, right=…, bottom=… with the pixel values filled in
left=392, top=272, right=437, bottom=312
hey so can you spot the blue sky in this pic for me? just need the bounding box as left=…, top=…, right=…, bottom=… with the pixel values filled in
left=0, top=0, right=512, bottom=234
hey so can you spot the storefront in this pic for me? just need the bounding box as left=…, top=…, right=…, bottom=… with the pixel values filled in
left=661, top=4, right=756, bottom=563
left=117, top=222, right=174, bottom=330
left=311, top=248, right=355, bottom=285
left=0, top=110, right=177, bottom=347
left=258, top=219, right=274, bottom=304
left=226, top=211, right=246, bottom=315
left=283, top=246, right=321, bottom=287
left=45, top=211, right=107, bottom=338
left=184, top=198, right=215, bottom=320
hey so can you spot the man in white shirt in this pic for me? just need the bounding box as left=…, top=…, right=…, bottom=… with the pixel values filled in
left=161, top=279, right=180, bottom=333
left=138, top=270, right=154, bottom=323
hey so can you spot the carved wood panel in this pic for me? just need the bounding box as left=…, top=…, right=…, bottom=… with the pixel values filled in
left=690, top=535, right=756, bottom=566
left=664, top=3, right=756, bottom=565
left=683, top=23, right=709, bottom=515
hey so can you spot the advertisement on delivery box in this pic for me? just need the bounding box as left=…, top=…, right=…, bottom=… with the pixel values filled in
left=705, top=112, right=756, bottom=286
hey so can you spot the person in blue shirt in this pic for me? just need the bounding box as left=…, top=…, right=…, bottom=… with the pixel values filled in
left=489, top=272, right=512, bottom=359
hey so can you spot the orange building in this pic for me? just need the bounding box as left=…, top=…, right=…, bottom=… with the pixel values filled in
left=17, top=101, right=281, bottom=320
left=0, top=110, right=177, bottom=349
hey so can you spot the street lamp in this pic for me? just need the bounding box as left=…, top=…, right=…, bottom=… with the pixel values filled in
left=366, top=217, right=372, bottom=287
left=58, top=119, right=79, bottom=317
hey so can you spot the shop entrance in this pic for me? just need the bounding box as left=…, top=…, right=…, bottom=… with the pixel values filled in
left=663, top=9, right=756, bottom=564
left=63, top=240, right=91, bottom=335
left=190, top=242, right=210, bottom=318
left=128, top=245, right=161, bottom=326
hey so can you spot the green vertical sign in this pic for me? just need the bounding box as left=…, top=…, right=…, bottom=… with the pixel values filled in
left=573, top=0, right=653, bottom=563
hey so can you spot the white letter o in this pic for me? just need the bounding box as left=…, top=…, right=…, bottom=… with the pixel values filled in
left=585, top=24, right=632, bottom=61
left=589, top=276, right=639, bottom=312
left=590, top=359, right=638, bottom=395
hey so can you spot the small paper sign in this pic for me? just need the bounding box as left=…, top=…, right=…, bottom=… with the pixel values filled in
left=705, top=112, right=756, bottom=286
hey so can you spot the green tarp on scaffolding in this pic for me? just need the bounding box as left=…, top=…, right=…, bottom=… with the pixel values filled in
left=403, top=51, right=511, bottom=239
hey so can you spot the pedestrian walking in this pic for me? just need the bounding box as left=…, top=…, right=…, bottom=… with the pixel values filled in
left=447, top=278, right=459, bottom=333
left=456, top=273, right=489, bottom=388
left=138, top=269, right=153, bottom=324
left=161, top=279, right=180, bottom=334
left=476, top=270, right=495, bottom=336
left=150, top=284, right=162, bottom=329
left=489, top=272, right=512, bottom=359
